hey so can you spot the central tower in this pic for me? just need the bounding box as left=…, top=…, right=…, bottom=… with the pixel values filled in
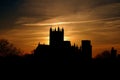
left=49, top=27, right=64, bottom=47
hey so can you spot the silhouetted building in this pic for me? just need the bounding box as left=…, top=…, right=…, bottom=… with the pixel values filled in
left=34, top=43, right=50, bottom=57
left=63, top=41, right=71, bottom=48
left=111, top=47, right=117, bottom=59
left=50, top=27, right=64, bottom=47
left=81, top=40, right=92, bottom=61
left=34, top=27, right=93, bottom=63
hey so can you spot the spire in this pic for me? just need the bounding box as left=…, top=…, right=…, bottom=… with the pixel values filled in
left=62, top=27, right=64, bottom=32
left=74, top=43, right=75, bottom=47
left=50, top=27, right=52, bottom=31
left=55, top=28, right=56, bottom=31
left=58, top=27, right=60, bottom=31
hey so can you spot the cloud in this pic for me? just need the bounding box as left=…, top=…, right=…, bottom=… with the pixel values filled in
left=0, top=0, right=24, bottom=29
left=1, top=0, right=120, bottom=29
left=0, top=0, right=120, bottom=54
left=90, top=3, right=120, bottom=19
left=23, top=17, right=120, bottom=26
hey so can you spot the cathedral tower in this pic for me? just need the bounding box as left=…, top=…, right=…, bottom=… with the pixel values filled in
left=49, top=27, right=64, bottom=47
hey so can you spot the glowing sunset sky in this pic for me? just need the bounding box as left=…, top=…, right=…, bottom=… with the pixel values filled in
left=0, top=0, right=120, bottom=57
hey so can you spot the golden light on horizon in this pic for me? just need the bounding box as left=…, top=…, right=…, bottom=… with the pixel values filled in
left=64, top=36, right=71, bottom=41
left=43, top=36, right=71, bottom=45
left=41, top=36, right=49, bottom=45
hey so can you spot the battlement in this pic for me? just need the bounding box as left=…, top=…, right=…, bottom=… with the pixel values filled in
left=49, top=27, right=64, bottom=47
left=50, top=27, right=64, bottom=32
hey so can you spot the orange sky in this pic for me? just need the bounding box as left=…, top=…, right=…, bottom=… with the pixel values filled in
left=0, top=0, right=120, bottom=58
left=1, top=23, right=120, bottom=58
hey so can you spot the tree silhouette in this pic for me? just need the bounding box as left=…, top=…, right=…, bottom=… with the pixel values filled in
left=0, top=39, right=22, bottom=56
left=95, top=50, right=111, bottom=59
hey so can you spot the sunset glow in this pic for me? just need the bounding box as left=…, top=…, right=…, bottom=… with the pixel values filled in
left=24, top=17, right=120, bottom=26
left=0, top=0, right=120, bottom=57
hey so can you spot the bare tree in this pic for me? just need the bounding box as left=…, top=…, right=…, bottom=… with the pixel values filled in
left=0, top=39, right=22, bottom=56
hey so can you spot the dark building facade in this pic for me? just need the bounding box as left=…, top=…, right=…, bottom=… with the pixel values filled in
left=81, top=40, right=92, bottom=60
left=34, top=27, right=92, bottom=62
left=50, top=27, right=64, bottom=47
left=111, top=47, right=117, bottom=59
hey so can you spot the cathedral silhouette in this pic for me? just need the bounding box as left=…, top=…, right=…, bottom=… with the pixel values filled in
left=0, top=27, right=119, bottom=64
left=34, top=27, right=92, bottom=63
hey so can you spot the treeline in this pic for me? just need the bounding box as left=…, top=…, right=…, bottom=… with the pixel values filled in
left=0, top=39, right=120, bottom=64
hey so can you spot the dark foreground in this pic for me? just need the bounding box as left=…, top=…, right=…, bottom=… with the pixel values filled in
left=0, top=55, right=120, bottom=66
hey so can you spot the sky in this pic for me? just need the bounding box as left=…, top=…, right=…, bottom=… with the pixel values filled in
left=0, top=0, right=120, bottom=57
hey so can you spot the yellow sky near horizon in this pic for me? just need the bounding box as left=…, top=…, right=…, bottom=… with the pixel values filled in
left=0, top=0, right=120, bottom=58
left=1, top=22, right=120, bottom=58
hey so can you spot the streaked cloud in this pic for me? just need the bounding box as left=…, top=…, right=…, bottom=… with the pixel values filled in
left=23, top=17, right=120, bottom=26
left=0, top=0, right=120, bottom=56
